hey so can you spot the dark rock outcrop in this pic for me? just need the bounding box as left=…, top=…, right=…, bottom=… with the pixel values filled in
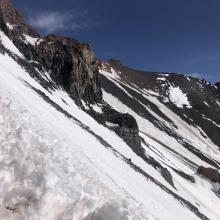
left=37, top=35, right=102, bottom=103
left=216, top=82, right=220, bottom=96
left=0, top=0, right=102, bottom=104
left=197, top=166, right=220, bottom=183
left=0, top=0, right=39, bottom=38
left=103, top=106, right=141, bottom=148
left=87, top=104, right=142, bottom=149
left=0, top=0, right=141, bottom=148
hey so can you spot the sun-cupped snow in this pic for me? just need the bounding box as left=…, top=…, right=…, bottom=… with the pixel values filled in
left=169, top=86, right=192, bottom=108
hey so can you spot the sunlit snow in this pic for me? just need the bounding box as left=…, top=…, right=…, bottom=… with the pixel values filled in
left=169, top=86, right=192, bottom=108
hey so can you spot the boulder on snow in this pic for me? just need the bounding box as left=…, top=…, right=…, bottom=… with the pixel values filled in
left=197, top=166, right=220, bottom=183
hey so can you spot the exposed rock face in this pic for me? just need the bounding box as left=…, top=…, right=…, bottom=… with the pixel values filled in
left=37, top=35, right=102, bottom=103
left=0, top=0, right=39, bottom=38
left=0, top=0, right=141, bottom=147
left=103, top=107, right=141, bottom=148
left=197, top=166, right=220, bottom=183
left=0, top=0, right=102, bottom=104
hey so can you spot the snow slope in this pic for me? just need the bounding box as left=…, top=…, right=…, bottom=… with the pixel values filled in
left=0, top=26, right=220, bottom=220
left=100, top=67, right=220, bottom=220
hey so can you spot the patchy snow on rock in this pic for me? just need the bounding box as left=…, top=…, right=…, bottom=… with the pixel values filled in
left=0, top=31, right=23, bottom=58
left=196, top=82, right=204, bottom=90
left=143, top=89, right=159, bottom=97
left=106, top=122, right=118, bottom=127
left=23, top=34, right=42, bottom=46
left=92, top=104, right=103, bottom=113
left=157, top=77, right=166, bottom=81
left=159, top=73, right=169, bottom=77
left=202, top=115, right=220, bottom=128
left=204, top=102, right=210, bottom=107
left=99, top=68, right=120, bottom=80
left=169, top=86, right=192, bottom=108
left=6, top=22, right=15, bottom=30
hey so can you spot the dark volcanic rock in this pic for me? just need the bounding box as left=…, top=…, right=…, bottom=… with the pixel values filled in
left=102, top=105, right=142, bottom=149
left=216, top=82, right=220, bottom=96
left=112, top=113, right=141, bottom=148
left=37, top=35, right=102, bottom=103
left=0, top=0, right=102, bottom=104
left=197, top=166, right=220, bottom=183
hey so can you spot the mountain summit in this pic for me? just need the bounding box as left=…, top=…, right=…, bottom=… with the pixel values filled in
left=0, top=1, right=220, bottom=220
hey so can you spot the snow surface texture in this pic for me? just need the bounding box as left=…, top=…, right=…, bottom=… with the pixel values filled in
left=0, top=53, right=146, bottom=219
left=0, top=30, right=220, bottom=220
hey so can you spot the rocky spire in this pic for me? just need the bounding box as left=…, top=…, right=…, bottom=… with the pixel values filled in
left=0, top=0, right=39, bottom=37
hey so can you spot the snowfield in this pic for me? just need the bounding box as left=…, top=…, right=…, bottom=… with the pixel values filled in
left=169, top=86, right=192, bottom=108
left=0, top=30, right=220, bottom=220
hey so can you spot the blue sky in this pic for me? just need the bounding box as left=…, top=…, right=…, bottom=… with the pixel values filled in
left=13, top=0, right=220, bottom=82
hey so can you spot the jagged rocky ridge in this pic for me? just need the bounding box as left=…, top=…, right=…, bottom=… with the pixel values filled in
left=0, top=0, right=102, bottom=103
left=0, top=0, right=142, bottom=149
left=0, top=1, right=220, bottom=219
left=100, top=59, right=220, bottom=149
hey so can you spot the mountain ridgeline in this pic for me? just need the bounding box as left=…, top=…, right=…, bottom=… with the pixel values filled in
left=0, top=0, right=142, bottom=154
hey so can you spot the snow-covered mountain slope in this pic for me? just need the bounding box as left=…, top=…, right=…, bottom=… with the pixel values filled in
left=0, top=1, right=220, bottom=220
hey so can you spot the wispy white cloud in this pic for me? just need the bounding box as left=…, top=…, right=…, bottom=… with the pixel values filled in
left=191, top=73, right=202, bottom=78
left=29, top=10, right=94, bottom=33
